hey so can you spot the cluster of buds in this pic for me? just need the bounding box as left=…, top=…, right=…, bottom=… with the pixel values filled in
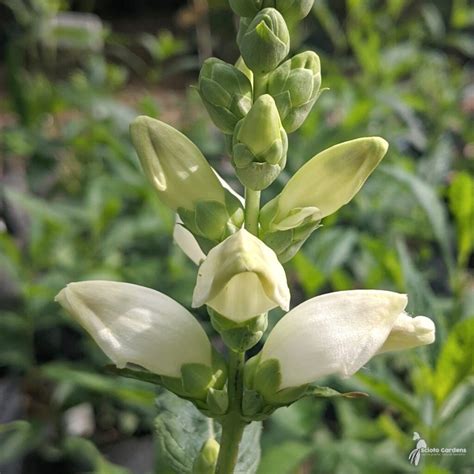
left=55, top=1, right=436, bottom=471
left=198, top=0, right=321, bottom=192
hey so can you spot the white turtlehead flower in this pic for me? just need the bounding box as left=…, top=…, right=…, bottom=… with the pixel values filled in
left=55, top=281, right=212, bottom=378
left=130, top=116, right=225, bottom=212
left=260, top=137, right=389, bottom=230
left=260, top=290, right=435, bottom=389
left=192, top=229, right=290, bottom=322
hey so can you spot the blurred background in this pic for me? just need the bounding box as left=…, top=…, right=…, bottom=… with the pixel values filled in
left=0, top=0, right=473, bottom=473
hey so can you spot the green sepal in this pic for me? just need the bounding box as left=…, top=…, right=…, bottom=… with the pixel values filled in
left=306, top=386, right=369, bottom=399
left=206, top=388, right=229, bottom=416
left=244, top=356, right=308, bottom=409
left=242, top=389, right=265, bottom=418
left=160, top=350, right=227, bottom=408
left=192, top=439, right=220, bottom=474
left=195, top=201, right=229, bottom=240
left=252, top=358, right=281, bottom=399
left=104, top=365, right=163, bottom=385
left=177, top=192, right=244, bottom=249
left=262, top=219, right=321, bottom=262
left=209, top=308, right=268, bottom=352
left=259, top=198, right=322, bottom=262
left=236, top=161, right=283, bottom=191
left=181, top=364, right=216, bottom=400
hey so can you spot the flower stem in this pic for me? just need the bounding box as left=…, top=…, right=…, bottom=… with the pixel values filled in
left=215, top=350, right=247, bottom=474
left=245, top=188, right=261, bottom=236
left=216, top=168, right=261, bottom=473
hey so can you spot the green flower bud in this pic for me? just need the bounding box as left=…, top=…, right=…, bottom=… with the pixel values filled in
left=229, top=0, right=263, bottom=17
left=130, top=116, right=244, bottom=247
left=239, top=8, right=290, bottom=74
left=267, top=51, right=321, bottom=133
left=232, top=94, right=288, bottom=190
left=263, top=0, right=315, bottom=22
left=193, top=439, right=220, bottom=474
left=198, top=58, right=252, bottom=135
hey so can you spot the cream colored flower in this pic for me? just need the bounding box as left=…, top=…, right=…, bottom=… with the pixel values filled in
left=55, top=281, right=212, bottom=378
left=192, top=229, right=290, bottom=322
left=260, top=290, right=435, bottom=389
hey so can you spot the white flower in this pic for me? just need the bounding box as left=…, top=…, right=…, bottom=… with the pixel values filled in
left=260, top=290, right=435, bottom=389
left=55, top=281, right=212, bottom=378
left=192, top=229, right=290, bottom=322
left=130, top=116, right=226, bottom=211
left=260, top=137, right=388, bottom=228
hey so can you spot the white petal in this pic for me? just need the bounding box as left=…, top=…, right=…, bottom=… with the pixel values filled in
left=192, top=229, right=290, bottom=322
left=261, top=290, right=407, bottom=389
left=173, top=219, right=206, bottom=265
left=212, top=168, right=245, bottom=205
left=377, top=313, right=435, bottom=353
left=55, top=281, right=212, bottom=378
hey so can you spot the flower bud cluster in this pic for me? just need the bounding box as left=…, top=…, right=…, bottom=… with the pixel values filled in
left=197, top=0, right=320, bottom=191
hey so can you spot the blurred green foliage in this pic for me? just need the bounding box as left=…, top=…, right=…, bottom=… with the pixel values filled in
left=0, top=0, right=473, bottom=473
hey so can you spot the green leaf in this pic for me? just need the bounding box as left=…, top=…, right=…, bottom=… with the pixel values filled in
left=0, top=421, right=44, bottom=464
left=257, top=441, right=313, bottom=474
left=448, top=171, right=474, bottom=267
left=433, top=318, right=474, bottom=405
left=355, top=372, right=419, bottom=422
left=63, top=437, right=131, bottom=474
left=155, top=391, right=218, bottom=474
left=41, top=363, right=156, bottom=406
left=381, top=165, right=455, bottom=277
left=155, top=390, right=261, bottom=474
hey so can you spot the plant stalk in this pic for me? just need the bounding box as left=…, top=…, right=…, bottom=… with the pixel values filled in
left=215, top=350, right=246, bottom=474
left=215, top=184, right=260, bottom=473
left=244, top=188, right=261, bottom=236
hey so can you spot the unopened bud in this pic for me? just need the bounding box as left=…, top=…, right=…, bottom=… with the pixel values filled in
left=232, top=95, right=288, bottom=190
left=198, top=58, right=252, bottom=135
left=268, top=51, right=321, bottom=133
left=192, top=439, right=220, bottom=474
left=239, top=8, right=290, bottom=74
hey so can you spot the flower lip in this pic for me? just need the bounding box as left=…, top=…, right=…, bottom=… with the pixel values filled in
left=192, top=229, right=290, bottom=322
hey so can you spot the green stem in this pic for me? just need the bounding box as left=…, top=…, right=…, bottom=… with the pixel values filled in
left=253, top=72, right=269, bottom=100
left=244, top=188, right=261, bottom=236
left=215, top=351, right=247, bottom=474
